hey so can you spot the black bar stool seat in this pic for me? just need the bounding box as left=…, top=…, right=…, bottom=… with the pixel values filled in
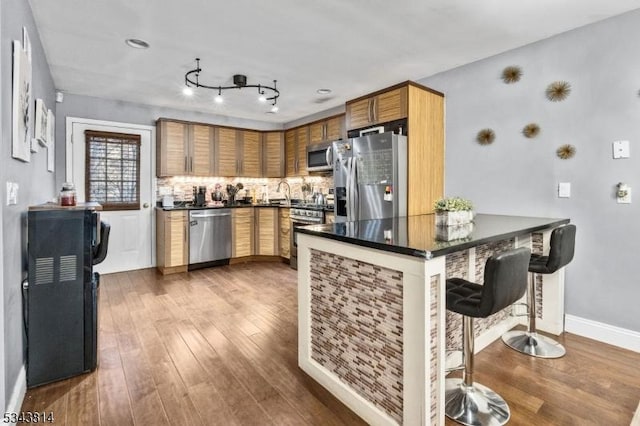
left=445, top=247, right=531, bottom=426
left=502, top=224, right=576, bottom=358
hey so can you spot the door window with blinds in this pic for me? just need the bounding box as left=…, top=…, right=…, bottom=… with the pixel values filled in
left=85, top=130, right=141, bottom=210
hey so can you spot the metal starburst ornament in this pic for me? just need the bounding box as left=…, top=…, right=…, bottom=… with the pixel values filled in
left=476, top=128, right=496, bottom=145
left=522, top=123, right=541, bottom=138
left=556, top=144, right=576, bottom=159
left=501, top=66, right=523, bottom=84
left=546, top=81, right=572, bottom=102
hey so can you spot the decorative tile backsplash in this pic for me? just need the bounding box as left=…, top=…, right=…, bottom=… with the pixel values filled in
left=309, top=249, right=404, bottom=423
left=429, top=274, right=441, bottom=426
left=157, top=176, right=333, bottom=203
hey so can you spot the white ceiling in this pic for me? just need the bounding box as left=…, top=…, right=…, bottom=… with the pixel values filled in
left=28, top=0, right=640, bottom=124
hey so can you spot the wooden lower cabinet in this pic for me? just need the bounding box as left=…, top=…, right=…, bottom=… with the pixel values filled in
left=156, top=209, right=188, bottom=274
left=255, top=208, right=279, bottom=256
left=325, top=211, right=335, bottom=224
left=232, top=208, right=254, bottom=258
left=279, top=209, right=291, bottom=259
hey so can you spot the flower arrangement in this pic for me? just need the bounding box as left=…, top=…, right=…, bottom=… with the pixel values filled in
left=434, top=197, right=474, bottom=227
left=434, top=197, right=473, bottom=212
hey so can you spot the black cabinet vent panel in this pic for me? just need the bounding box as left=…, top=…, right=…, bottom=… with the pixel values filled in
left=59, top=255, right=77, bottom=282
left=35, top=257, right=54, bottom=285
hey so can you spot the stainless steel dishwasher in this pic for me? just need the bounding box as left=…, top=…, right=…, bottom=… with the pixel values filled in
left=188, top=209, right=232, bottom=269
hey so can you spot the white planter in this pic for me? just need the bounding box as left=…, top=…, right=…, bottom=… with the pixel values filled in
left=435, top=210, right=473, bottom=227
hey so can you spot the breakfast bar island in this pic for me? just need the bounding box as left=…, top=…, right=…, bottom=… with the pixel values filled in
left=295, top=213, right=570, bottom=425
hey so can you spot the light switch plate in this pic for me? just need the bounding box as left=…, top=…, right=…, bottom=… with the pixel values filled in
left=6, top=182, right=18, bottom=205
left=613, top=140, right=630, bottom=159
left=558, top=182, right=571, bottom=198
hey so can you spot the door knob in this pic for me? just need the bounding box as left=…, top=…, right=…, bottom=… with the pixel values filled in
left=143, top=203, right=149, bottom=208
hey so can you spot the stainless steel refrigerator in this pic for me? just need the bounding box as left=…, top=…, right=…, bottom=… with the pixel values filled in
left=333, top=132, right=407, bottom=222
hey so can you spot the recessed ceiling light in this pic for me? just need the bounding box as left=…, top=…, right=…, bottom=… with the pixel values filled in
left=316, top=88, right=332, bottom=95
left=125, top=38, right=150, bottom=49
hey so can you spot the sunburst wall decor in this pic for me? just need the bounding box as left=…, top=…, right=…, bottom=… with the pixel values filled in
left=556, top=144, right=576, bottom=159
left=546, top=81, right=572, bottom=102
left=501, top=66, right=522, bottom=84
left=522, top=123, right=541, bottom=138
left=476, top=128, right=495, bottom=145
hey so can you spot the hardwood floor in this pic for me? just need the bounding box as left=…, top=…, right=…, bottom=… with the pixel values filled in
left=20, top=262, right=640, bottom=425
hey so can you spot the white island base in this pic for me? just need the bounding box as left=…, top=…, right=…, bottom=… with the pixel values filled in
left=297, top=223, right=566, bottom=425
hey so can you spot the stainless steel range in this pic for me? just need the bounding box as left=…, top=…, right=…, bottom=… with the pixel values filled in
left=290, top=206, right=324, bottom=269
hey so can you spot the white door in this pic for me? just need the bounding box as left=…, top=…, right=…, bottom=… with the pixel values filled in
left=67, top=117, right=155, bottom=274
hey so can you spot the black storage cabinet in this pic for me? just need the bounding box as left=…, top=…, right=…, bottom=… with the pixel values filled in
left=26, top=208, right=99, bottom=387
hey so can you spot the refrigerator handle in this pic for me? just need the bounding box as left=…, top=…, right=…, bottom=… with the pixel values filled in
left=352, top=158, right=359, bottom=221
left=345, top=157, right=351, bottom=221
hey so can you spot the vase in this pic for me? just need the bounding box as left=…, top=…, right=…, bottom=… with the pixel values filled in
left=435, top=210, right=473, bottom=227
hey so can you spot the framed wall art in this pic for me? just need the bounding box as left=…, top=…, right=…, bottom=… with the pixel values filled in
left=34, top=98, right=48, bottom=147
left=11, top=39, right=31, bottom=162
left=47, top=109, right=55, bottom=172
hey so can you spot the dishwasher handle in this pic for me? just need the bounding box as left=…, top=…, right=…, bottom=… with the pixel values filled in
left=190, top=211, right=232, bottom=218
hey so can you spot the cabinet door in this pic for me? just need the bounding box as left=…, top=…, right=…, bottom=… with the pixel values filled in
left=190, top=124, right=213, bottom=176
left=232, top=209, right=254, bottom=258
left=157, top=120, right=188, bottom=177
left=346, top=97, right=372, bottom=130
left=240, top=130, right=261, bottom=178
left=285, top=130, right=297, bottom=177
left=296, top=127, right=309, bottom=176
left=309, top=122, right=325, bottom=145
left=375, top=87, right=407, bottom=123
left=256, top=208, right=278, bottom=256
left=217, top=127, right=239, bottom=176
left=263, top=132, right=284, bottom=178
left=166, top=211, right=187, bottom=267
left=325, top=212, right=335, bottom=224
left=279, top=209, right=290, bottom=259
left=325, top=116, right=344, bottom=141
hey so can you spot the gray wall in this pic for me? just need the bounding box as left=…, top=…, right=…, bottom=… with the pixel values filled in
left=1, top=0, right=56, bottom=406
left=419, top=10, right=640, bottom=332
left=55, top=95, right=283, bottom=188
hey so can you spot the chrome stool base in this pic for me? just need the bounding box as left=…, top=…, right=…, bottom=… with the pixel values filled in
left=445, top=378, right=510, bottom=426
left=502, top=330, right=566, bottom=359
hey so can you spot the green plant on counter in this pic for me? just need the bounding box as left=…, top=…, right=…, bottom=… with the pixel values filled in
left=434, top=197, right=473, bottom=212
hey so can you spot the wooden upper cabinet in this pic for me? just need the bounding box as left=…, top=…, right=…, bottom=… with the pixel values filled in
left=240, top=130, right=261, bottom=178
left=285, top=129, right=297, bottom=177
left=216, top=127, right=239, bottom=176
left=157, top=120, right=188, bottom=177
left=346, top=86, right=408, bottom=130
left=309, top=115, right=345, bottom=145
left=296, top=127, right=309, bottom=175
left=157, top=119, right=214, bottom=177
left=190, top=124, right=213, bottom=176
left=263, top=132, right=284, bottom=178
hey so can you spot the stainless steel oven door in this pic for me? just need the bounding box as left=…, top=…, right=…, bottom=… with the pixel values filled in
left=290, top=217, right=322, bottom=269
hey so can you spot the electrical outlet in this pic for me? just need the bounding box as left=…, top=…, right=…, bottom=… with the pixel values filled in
left=613, top=140, right=630, bottom=159
left=6, top=182, right=18, bottom=205
left=617, top=185, right=631, bottom=204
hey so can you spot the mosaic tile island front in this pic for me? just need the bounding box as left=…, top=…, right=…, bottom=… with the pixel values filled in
left=296, top=214, right=569, bottom=425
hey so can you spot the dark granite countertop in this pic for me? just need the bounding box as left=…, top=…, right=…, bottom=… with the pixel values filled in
left=295, top=213, right=569, bottom=259
left=157, top=202, right=335, bottom=212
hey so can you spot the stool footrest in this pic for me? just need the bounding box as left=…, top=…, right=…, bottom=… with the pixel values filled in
left=502, top=330, right=566, bottom=358
left=445, top=378, right=510, bottom=425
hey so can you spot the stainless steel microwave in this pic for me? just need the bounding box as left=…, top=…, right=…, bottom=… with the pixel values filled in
left=307, top=141, right=335, bottom=172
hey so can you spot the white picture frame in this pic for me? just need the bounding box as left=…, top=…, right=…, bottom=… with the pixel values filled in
left=34, top=99, right=48, bottom=146
left=11, top=40, right=31, bottom=163
left=47, top=109, right=55, bottom=172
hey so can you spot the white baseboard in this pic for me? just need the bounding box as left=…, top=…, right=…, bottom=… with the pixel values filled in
left=6, top=364, right=26, bottom=423
left=631, top=401, right=640, bottom=426
left=565, top=315, right=640, bottom=353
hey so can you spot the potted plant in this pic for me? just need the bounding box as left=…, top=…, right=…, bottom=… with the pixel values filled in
left=434, top=197, right=474, bottom=227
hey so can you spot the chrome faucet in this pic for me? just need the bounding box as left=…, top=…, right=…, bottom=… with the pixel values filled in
left=277, top=180, right=291, bottom=205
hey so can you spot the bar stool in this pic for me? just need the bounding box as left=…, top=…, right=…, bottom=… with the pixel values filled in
left=446, top=247, right=531, bottom=426
left=502, top=224, right=576, bottom=358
